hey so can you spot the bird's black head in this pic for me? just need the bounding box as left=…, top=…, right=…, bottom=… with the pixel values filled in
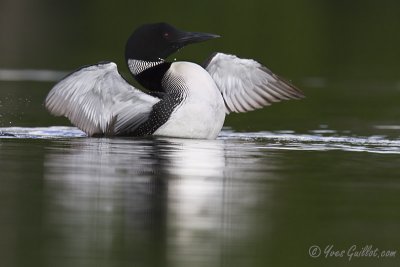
left=125, top=22, right=220, bottom=62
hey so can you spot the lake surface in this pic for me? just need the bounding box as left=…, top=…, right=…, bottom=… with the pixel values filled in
left=2, top=1, right=400, bottom=266
left=1, top=127, right=400, bottom=267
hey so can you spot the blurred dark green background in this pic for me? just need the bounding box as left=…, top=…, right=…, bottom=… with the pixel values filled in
left=1, top=0, right=400, bottom=133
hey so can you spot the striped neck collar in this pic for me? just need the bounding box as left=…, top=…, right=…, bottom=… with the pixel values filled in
left=127, top=59, right=164, bottom=76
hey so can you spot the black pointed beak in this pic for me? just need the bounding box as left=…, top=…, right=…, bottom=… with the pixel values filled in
left=176, top=31, right=220, bottom=45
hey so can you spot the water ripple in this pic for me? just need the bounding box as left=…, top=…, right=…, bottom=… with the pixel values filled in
left=219, top=130, right=400, bottom=154
left=1, top=126, right=400, bottom=154
left=0, top=126, right=86, bottom=139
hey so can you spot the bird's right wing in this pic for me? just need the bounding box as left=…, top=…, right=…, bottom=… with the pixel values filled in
left=204, top=53, right=304, bottom=114
left=45, top=62, right=160, bottom=136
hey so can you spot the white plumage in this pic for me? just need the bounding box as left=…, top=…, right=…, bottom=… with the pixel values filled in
left=45, top=62, right=159, bottom=136
left=205, top=53, right=304, bottom=114
left=154, top=62, right=226, bottom=139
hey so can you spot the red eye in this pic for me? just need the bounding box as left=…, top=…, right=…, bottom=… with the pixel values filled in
left=163, top=32, right=169, bottom=38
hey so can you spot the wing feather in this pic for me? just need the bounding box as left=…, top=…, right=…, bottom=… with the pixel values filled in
left=204, top=53, right=304, bottom=114
left=45, top=62, right=160, bottom=136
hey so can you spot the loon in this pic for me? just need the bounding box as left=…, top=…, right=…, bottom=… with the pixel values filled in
left=45, top=23, right=304, bottom=139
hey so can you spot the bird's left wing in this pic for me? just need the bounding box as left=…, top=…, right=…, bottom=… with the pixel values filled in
left=203, top=53, right=304, bottom=114
left=45, top=62, right=160, bottom=136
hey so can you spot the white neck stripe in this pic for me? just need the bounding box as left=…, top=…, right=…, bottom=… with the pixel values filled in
left=127, top=59, right=164, bottom=75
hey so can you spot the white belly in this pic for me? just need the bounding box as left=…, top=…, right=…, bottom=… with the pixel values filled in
left=153, top=62, right=225, bottom=139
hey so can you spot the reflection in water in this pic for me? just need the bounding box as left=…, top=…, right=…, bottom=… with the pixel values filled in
left=43, top=137, right=275, bottom=266
left=2, top=130, right=400, bottom=267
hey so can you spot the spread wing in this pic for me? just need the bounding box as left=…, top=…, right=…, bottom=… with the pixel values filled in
left=204, top=53, right=304, bottom=114
left=45, top=62, right=160, bottom=136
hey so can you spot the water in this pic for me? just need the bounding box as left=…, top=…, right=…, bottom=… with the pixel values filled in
left=1, top=128, right=400, bottom=267
left=2, top=1, right=400, bottom=266
left=2, top=126, right=400, bottom=154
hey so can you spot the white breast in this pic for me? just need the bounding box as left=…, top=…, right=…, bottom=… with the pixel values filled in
left=153, top=62, right=226, bottom=139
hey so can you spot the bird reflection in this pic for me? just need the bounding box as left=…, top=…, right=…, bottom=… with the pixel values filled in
left=43, top=137, right=275, bottom=266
